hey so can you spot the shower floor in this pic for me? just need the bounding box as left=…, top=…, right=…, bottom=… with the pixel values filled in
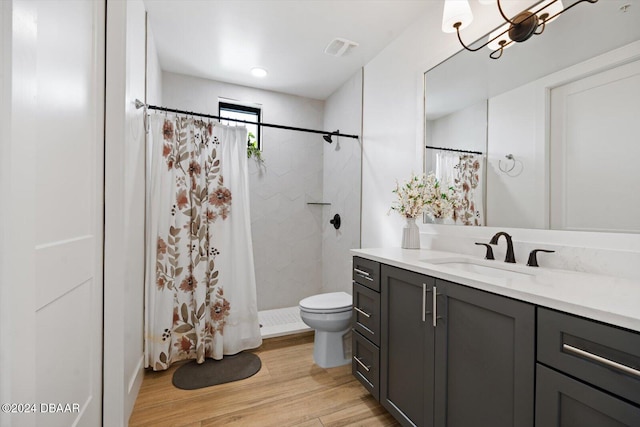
left=258, top=306, right=311, bottom=339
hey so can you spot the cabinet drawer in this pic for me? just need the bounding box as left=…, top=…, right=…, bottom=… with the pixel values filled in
left=538, top=308, right=640, bottom=405
left=353, top=257, right=380, bottom=292
left=352, top=283, right=380, bottom=346
left=536, top=364, right=640, bottom=427
left=352, top=331, right=380, bottom=401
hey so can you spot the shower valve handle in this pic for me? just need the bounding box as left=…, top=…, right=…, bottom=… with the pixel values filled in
left=329, top=214, right=341, bottom=230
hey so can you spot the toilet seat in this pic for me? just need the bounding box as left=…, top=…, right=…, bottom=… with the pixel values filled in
left=299, top=291, right=352, bottom=314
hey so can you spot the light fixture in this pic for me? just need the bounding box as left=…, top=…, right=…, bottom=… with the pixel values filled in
left=443, top=0, right=598, bottom=60
left=251, top=67, right=268, bottom=78
left=442, top=0, right=474, bottom=33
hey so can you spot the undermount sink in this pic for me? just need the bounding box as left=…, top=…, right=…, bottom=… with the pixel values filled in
left=422, top=258, right=535, bottom=280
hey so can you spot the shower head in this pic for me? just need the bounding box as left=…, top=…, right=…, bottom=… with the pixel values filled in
left=323, top=130, right=339, bottom=144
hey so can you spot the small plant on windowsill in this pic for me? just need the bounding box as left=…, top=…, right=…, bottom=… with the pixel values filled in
left=247, top=131, right=264, bottom=163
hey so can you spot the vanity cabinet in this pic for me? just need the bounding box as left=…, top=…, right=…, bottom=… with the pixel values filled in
left=380, top=265, right=435, bottom=426
left=535, top=308, right=640, bottom=426
left=353, top=254, right=640, bottom=427
left=379, top=264, right=535, bottom=427
left=433, top=278, right=535, bottom=427
left=352, top=257, right=381, bottom=400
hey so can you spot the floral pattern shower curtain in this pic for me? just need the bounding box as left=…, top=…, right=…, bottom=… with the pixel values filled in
left=434, top=151, right=485, bottom=226
left=145, top=114, right=262, bottom=371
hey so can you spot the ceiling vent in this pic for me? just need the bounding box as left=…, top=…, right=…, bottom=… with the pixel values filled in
left=324, top=38, right=359, bottom=57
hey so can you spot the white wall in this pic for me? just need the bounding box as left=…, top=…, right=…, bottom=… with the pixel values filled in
left=162, top=72, right=326, bottom=310
left=322, top=69, right=363, bottom=294
left=104, top=0, right=146, bottom=424
left=427, top=101, right=486, bottom=154
left=361, top=1, right=640, bottom=281
left=425, top=100, right=487, bottom=174
left=486, top=83, right=545, bottom=229
left=146, top=20, right=162, bottom=106
left=360, top=0, right=478, bottom=249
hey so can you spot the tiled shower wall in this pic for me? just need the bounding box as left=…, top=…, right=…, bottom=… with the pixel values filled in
left=248, top=112, right=326, bottom=310
left=322, top=70, right=363, bottom=294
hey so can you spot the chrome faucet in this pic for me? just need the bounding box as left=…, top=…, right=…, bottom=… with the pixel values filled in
left=489, top=232, right=516, bottom=263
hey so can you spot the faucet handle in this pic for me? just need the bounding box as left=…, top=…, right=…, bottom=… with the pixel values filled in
left=475, top=243, right=495, bottom=260
left=527, top=249, right=555, bottom=267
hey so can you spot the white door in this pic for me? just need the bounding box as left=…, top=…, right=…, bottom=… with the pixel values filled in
left=34, top=1, right=105, bottom=425
left=550, top=59, right=640, bottom=232
left=0, top=1, right=104, bottom=426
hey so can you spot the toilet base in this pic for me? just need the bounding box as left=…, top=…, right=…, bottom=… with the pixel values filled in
left=312, top=327, right=352, bottom=368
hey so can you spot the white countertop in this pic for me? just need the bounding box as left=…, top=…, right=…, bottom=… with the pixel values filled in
left=351, top=247, right=640, bottom=333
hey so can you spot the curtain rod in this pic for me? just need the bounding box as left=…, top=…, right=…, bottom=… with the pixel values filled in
left=135, top=99, right=359, bottom=140
left=425, top=145, right=483, bottom=155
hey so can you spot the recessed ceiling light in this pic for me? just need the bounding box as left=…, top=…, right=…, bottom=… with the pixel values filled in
left=251, top=67, right=267, bottom=78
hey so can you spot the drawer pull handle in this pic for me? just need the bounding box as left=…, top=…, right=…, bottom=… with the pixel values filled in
left=354, top=268, right=374, bottom=281
left=563, top=344, right=640, bottom=378
left=433, top=285, right=438, bottom=327
left=422, top=283, right=427, bottom=322
left=354, top=306, right=371, bottom=318
left=353, top=356, right=371, bottom=372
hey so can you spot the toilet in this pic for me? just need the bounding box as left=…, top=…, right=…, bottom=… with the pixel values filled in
left=299, top=291, right=352, bottom=368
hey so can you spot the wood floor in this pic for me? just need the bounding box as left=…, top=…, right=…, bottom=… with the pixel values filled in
left=129, top=332, right=400, bottom=427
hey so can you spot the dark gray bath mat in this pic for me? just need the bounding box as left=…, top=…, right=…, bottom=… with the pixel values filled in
left=172, top=352, right=261, bottom=390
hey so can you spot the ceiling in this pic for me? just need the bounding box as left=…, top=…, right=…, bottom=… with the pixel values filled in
left=143, top=0, right=432, bottom=100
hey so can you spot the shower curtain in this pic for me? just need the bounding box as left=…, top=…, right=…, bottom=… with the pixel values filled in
left=145, top=114, right=262, bottom=371
left=434, top=151, right=485, bottom=226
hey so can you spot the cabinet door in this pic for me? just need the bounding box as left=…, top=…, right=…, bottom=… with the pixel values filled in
left=381, top=265, right=435, bottom=427
left=433, top=279, right=535, bottom=427
left=536, top=364, right=640, bottom=427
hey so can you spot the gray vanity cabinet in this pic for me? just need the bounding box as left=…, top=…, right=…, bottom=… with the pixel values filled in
left=356, top=255, right=640, bottom=426
left=536, top=364, right=640, bottom=426
left=433, top=278, right=535, bottom=427
left=379, top=264, right=535, bottom=427
left=380, top=265, right=435, bottom=426
left=352, top=257, right=382, bottom=400
left=535, top=308, right=640, bottom=426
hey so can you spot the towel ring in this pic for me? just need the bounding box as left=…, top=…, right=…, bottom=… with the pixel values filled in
left=498, top=154, right=524, bottom=177
left=499, top=154, right=516, bottom=173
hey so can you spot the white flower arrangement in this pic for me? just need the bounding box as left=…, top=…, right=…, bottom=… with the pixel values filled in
left=423, top=172, right=460, bottom=220
left=389, top=172, right=460, bottom=220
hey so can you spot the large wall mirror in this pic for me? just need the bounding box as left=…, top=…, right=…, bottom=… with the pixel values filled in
left=424, top=0, right=640, bottom=233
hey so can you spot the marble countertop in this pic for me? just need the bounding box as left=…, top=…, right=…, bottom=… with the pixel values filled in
left=351, top=247, right=640, bottom=333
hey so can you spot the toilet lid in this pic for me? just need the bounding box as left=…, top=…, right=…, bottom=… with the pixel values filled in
left=299, top=292, right=352, bottom=311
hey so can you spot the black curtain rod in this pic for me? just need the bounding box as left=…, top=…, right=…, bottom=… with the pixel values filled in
left=425, top=145, right=483, bottom=155
left=135, top=100, right=359, bottom=140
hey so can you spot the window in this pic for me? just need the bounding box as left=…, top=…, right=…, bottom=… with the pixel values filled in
left=219, top=101, right=261, bottom=150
